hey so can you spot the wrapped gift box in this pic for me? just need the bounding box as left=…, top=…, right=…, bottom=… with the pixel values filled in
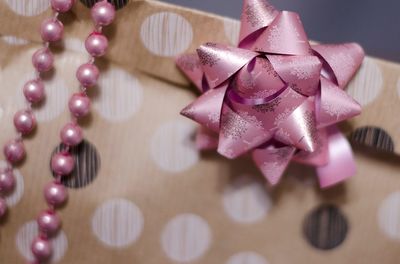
left=0, top=1, right=399, bottom=263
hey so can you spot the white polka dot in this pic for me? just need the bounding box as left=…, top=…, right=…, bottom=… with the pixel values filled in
left=1, top=35, right=29, bottom=46
left=93, top=67, right=143, bottom=122
left=92, top=198, right=144, bottom=248
left=15, top=73, right=70, bottom=123
left=227, top=252, right=269, bottom=264
left=347, top=57, right=383, bottom=106
left=162, top=214, right=211, bottom=263
left=5, top=169, right=24, bottom=207
left=63, top=38, right=86, bottom=54
left=5, top=0, right=50, bottom=16
left=0, top=161, right=24, bottom=207
left=16, top=221, right=68, bottom=263
left=151, top=119, right=199, bottom=173
left=35, top=78, right=69, bottom=122
left=223, top=18, right=241, bottom=45
left=223, top=175, right=272, bottom=224
left=378, top=191, right=400, bottom=240
left=140, top=12, right=193, bottom=57
left=13, top=51, right=87, bottom=123
left=0, top=104, right=3, bottom=120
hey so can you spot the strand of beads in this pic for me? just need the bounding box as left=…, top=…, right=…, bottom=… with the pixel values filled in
left=0, top=0, right=75, bottom=222
left=29, top=1, right=115, bottom=263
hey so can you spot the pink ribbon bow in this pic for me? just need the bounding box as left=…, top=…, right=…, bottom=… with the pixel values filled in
left=176, top=0, right=364, bottom=188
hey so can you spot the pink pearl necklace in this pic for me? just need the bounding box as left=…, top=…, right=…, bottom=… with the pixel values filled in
left=1, top=1, right=115, bottom=263
left=32, top=1, right=115, bottom=262
left=0, top=0, right=73, bottom=219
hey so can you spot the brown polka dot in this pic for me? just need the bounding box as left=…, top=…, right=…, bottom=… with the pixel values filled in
left=303, top=204, right=348, bottom=250
left=350, top=126, right=394, bottom=152
left=80, top=0, right=129, bottom=10
left=51, top=140, right=100, bottom=188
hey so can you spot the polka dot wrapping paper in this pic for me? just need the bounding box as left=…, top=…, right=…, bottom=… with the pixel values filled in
left=0, top=0, right=400, bottom=263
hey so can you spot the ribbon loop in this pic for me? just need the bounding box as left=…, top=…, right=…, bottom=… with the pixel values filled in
left=181, top=84, right=228, bottom=132
left=252, top=11, right=312, bottom=55
left=218, top=104, right=273, bottom=159
left=268, top=54, right=322, bottom=96
left=176, top=53, right=204, bottom=92
left=313, top=43, right=365, bottom=88
left=316, top=126, right=357, bottom=188
left=197, top=43, right=258, bottom=88
left=274, top=97, right=318, bottom=152
left=317, top=77, right=362, bottom=128
left=233, top=57, right=285, bottom=100
left=253, top=145, right=296, bottom=185
left=239, top=0, right=279, bottom=46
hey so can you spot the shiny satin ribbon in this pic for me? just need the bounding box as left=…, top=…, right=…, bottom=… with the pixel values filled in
left=176, top=0, right=364, bottom=188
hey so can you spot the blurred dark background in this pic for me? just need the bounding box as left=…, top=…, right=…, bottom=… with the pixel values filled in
left=161, top=0, right=400, bottom=62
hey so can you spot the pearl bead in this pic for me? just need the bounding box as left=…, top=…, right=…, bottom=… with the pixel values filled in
left=85, top=33, right=108, bottom=57
left=31, top=237, right=52, bottom=261
left=0, top=169, right=16, bottom=194
left=40, top=18, right=64, bottom=42
left=76, top=63, right=99, bottom=87
left=51, top=152, right=75, bottom=176
left=4, top=139, right=25, bottom=164
left=50, top=0, right=75, bottom=13
left=0, top=198, right=7, bottom=218
left=68, top=93, right=91, bottom=118
left=91, top=1, right=116, bottom=26
left=60, top=122, right=83, bottom=146
left=44, top=181, right=68, bottom=207
left=32, top=48, right=54, bottom=73
left=23, top=79, right=45, bottom=104
left=14, top=110, right=36, bottom=135
left=37, top=210, right=61, bottom=235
